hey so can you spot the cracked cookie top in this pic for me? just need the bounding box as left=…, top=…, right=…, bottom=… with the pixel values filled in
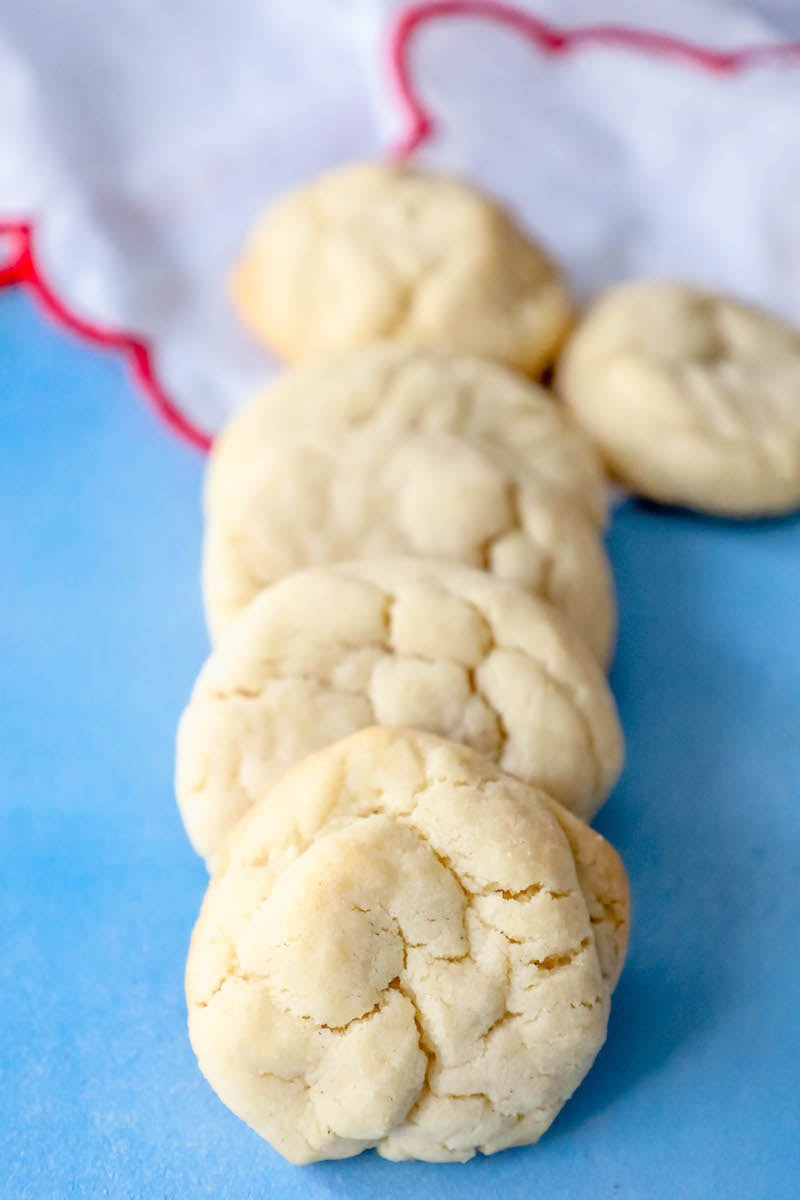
left=178, top=558, right=623, bottom=864
left=186, top=727, right=629, bottom=1164
left=231, top=162, right=573, bottom=376
left=202, top=426, right=616, bottom=660
left=205, top=342, right=606, bottom=528
left=557, top=280, right=800, bottom=515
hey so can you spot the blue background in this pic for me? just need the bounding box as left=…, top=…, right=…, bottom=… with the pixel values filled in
left=1, top=288, right=798, bottom=1199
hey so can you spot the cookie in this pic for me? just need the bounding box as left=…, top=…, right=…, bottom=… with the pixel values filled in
left=186, top=727, right=630, bottom=1164
left=557, top=280, right=800, bottom=515
left=177, top=558, right=624, bottom=864
left=206, top=342, right=605, bottom=527
left=232, top=162, right=573, bottom=376
left=203, top=428, right=616, bottom=661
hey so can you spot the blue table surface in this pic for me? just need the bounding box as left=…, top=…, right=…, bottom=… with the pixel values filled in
left=1, top=287, right=799, bottom=1200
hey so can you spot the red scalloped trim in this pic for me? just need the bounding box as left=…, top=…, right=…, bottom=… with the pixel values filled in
left=2, top=2, right=800, bottom=450
left=388, top=0, right=800, bottom=155
left=0, top=219, right=212, bottom=451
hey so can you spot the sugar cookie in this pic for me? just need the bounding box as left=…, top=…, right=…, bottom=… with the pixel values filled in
left=207, top=343, right=605, bottom=527
left=203, top=428, right=615, bottom=660
left=186, top=727, right=629, bottom=1163
left=177, top=558, right=624, bottom=864
left=232, top=163, right=572, bottom=375
left=557, top=280, right=800, bottom=515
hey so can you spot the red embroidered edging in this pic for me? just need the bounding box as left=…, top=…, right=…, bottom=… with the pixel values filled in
left=2, top=2, right=800, bottom=449
left=387, top=0, right=800, bottom=155
left=0, top=220, right=212, bottom=452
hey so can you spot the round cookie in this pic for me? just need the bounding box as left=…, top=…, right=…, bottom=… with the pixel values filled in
left=203, top=427, right=616, bottom=661
left=177, top=558, right=624, bottom=864
left=186, top=727, right=630, bottom=1164
left=232, top=162, right=573, bottom=376
left=206, top=342, right=606, bottom=527
left=557, top=280, right=800, bottom=516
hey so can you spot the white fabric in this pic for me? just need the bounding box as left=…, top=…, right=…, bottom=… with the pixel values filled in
left=1, top=0, right=799, bottom=437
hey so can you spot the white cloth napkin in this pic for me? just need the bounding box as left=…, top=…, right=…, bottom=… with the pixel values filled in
left=2, top=0, right=799, bottom=444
